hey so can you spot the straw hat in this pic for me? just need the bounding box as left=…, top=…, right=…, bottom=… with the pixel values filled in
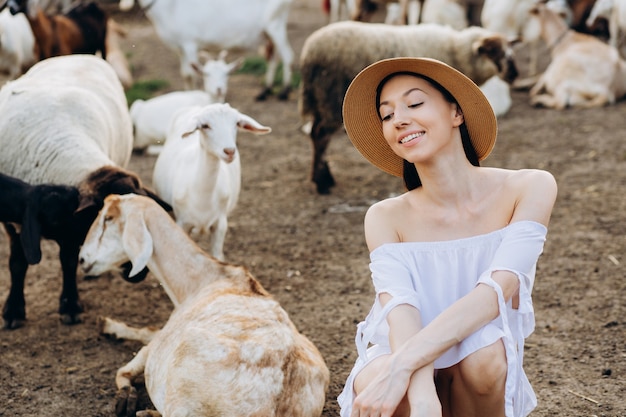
left=342, top=57, right=497, bottom=177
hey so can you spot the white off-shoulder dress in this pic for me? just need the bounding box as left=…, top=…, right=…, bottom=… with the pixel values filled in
left=338, top=220, right=548, bottom=417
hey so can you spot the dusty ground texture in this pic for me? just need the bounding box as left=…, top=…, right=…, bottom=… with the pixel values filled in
left=1, top=0, right=625, bottom=416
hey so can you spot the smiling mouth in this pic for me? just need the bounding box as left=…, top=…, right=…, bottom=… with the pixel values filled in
left=400, top=132, right=424, bottom=144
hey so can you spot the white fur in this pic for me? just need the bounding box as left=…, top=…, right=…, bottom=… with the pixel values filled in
left=0, top=8, right=36, bottom=79
left=130, top=51, right=241, bottom=152
left=587, top=0, right=626, bottom=58
left=78, top=193, right=329, bottom=417
left=481, top=0, right=540, bottom=77
left=152, top=103, right=271, bottom=260
left=421, top=0, right=468, bottom=29
left=0, top=55, right=133, bottom=185
left=329, top=0, right=357, bottom=22
left=479, top=75, right=512, bottom=117
left=118, top=0, right=294, bottom=95
left=529, top=2, right=626, bottom=109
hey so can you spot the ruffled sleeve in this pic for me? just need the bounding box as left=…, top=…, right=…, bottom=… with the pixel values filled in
left=354, top=248, right=421, bottom=360
left=477, top=220, right=547, bottom=417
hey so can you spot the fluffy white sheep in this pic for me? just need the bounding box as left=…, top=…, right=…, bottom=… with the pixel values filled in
left=118, top=0, right=294, bottom=101
left=0, top=8, right=36, bottom=79
left=0, top=54, right=167, bottom=327
left=152, top=102, right=271, bottom=261
left=78, top=193, right=330, bottom=417
left=298, top=20, right=518, bottom=194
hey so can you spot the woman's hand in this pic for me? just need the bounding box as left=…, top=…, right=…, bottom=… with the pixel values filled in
left=350, top=355, right=413, bottom=417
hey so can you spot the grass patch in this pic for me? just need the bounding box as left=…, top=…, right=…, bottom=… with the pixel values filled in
left=236, top=56, right=301, bottom=89
left=125, top=79, right=170, bottom=105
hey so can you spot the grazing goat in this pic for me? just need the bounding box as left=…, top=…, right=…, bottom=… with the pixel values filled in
left=587, top=0, right=626, bottom=57
left=0, top=55, right=169, bottom=329
left=299, top=21, right=518, bottom=193
left=118, top=0, right=294, bottom=101
left=0, top=8, right=36, bottom=79
left=5, top=0, right=107, bottom=60
left=78, top=193, right=330, bottom=417
left=152, top=103, right=271, bottom=261
left=528, top=2, right=626, bottom=109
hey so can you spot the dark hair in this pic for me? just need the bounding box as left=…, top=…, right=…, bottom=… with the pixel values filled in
left=375, top=72, right=480, bottom=191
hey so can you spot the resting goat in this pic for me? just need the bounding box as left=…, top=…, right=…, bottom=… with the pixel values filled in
left=78, top=193, right=330, bottom=417
left=0, top=55, right=169, bottom=329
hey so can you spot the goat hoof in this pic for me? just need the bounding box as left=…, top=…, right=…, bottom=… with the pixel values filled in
left=2, top=303, right=26, bottom=330
left=255, top=87, right=273, bottom=101
left=277, top=86, right=291, bottom=101
left=58, top=298, right=84, bottom=325
left=115, top=385, right=138, bottom=417
left=3, top=317, right=26, bottom=330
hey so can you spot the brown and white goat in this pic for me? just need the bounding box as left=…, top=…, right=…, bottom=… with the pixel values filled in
left=528, top=2, right=626, bottom=109
left=79, top=194, right=330, bottom=417
left=4, top=0, right=107, bottom=60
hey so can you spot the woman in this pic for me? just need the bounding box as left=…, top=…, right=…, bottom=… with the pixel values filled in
left=337, top=57, right=557, bottom=417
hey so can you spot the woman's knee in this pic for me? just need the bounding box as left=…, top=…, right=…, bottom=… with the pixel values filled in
left=458, top=341, right=507, bottom=395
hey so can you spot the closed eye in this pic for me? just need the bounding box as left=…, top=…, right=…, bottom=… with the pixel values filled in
left=409, top=102, right=423, bottom=108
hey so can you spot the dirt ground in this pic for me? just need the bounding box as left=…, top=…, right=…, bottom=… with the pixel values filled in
left=1, top=1, right=625, bottom=416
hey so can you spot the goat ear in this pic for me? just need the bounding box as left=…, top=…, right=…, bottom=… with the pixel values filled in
left=21, top=191, right=43, bottom=265
left=122, top=211, right=153, bottom=277
left=228, top=57, right=245, bottom=74
left=474, top=36, right=503, bottom=60
left=237, top=113, right=272, bottom=135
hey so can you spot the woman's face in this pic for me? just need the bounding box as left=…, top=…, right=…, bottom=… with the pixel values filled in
left=378, top=74, right=464, bottom=164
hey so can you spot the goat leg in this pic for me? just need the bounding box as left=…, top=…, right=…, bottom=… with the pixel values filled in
left=115, top=385, right=138, bottom=417
left=2, top=223, right=28, bottom=329
left=57, top=241, right=84, bottom=325
left=311, top=118, right=337, bottom=194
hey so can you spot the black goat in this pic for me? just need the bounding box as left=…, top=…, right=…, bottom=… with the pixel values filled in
left=0, top=167, right=170, bottom=329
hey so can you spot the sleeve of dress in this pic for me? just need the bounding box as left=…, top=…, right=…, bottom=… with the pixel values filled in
left=354, top=247, right=419, bottom=360
left=477, top=220, right=547, bottom=417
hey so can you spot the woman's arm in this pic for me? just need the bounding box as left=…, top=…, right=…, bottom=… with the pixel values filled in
left=352, top=170, right=558, bottom=417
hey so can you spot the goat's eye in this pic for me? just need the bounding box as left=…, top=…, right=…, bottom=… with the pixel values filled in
left=104, top=215, right=113, bottom=222
left=200, top=123, right=210, bottom=130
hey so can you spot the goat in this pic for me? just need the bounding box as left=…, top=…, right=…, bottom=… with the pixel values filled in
left=0, top=55, right=169, bottom=329
left=587, top=0, right=626, bottom=58
left=105, top=18, right=133, bottom=90
left=0, top=8, right=36, bottom=79
left=527, top=2, right=626, bottom=109
left=0, top=173, right=79, bottom=329
left=78, top=193, right=330, bottom=417
left=299, top=21, right=518, bottom=193
left=5, top=0, right=107, bottom=60
left=130, top=51, right=242, bottom=152
left=152, top=103, right=272, bottom=261
left=118, top=0, right=294, bottom=101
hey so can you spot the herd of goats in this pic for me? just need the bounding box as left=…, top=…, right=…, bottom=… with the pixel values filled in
left=0, top=0, right=624, bottom=415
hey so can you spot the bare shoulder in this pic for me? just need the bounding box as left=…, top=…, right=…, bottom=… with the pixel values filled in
left=364, top=194, right=408, bottom=251
left=500, top=168, right=558, bottom=225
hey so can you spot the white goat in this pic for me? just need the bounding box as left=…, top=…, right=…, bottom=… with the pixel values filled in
left=528, top=2, right=626, bottom=109
left=129, top=51, right=241, bottom=152
left=421, top=0, right=468, bottom=29
left=0, top=8, right=36, bottom=79
left=152, top=103, right=271, bottom=261
left=78, top=193, right=330, bottom=417
left=587, top=0, right=626, bottom=58
left=118, top=0, right=294, bottom=101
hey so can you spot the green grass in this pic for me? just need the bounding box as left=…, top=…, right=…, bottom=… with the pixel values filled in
left=125, top=79, right=170, bottom=105
left=236, top=56, right=301, bottom=89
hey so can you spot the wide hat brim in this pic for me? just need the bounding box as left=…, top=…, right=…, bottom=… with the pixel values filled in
left=342, top=57, right=497, bottom=177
